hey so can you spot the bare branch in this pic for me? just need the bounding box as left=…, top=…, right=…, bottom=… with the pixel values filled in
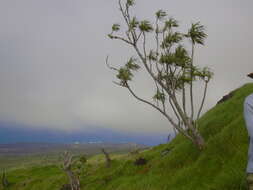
left=125, top=82, right=192, bottom=139
left=118, top=0, right=136, bottom=44
left=190, top=43, right=195, bottom=120
left=136, top=31, right=143, bottom=42
left=62, top=151, right=80, bottom=190
left=197, top=81, right=208, bottom=121
left=169, top=97, right=181, bottom=124
left=143, top=32, right=147, bottom=59
left=109, top=34, right=134, bottom=45
left=106, top=56, right=119, bottom=71
left=101, top=148, right=112, bottom=167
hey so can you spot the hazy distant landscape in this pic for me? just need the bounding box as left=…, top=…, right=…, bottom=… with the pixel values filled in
left=0, top=83, right=252, bottom=189
left=0, top=142, right=147, bottom=171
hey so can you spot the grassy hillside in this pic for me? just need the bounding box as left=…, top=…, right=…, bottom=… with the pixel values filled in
left=1, top=83, right=253, bottom=190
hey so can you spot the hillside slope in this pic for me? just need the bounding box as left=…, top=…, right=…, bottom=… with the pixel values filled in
left=2, top=83, right=253, bottom=190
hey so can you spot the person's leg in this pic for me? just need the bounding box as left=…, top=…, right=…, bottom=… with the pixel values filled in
left=247, top=139, right=253, bottom=190
left=244, top=95, right=253, bottom=189
left=244, top=95, right=253, bottom=137
left=247, top=174, right=253, bottom=190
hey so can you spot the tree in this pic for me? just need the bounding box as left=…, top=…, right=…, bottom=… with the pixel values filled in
left=101, top=148, right=112, bottom=168
left=62, top=152, right=81, bottom=190
left=1, top=170, right=9, bottom=188
left=107, top=0, right=213, bottom=150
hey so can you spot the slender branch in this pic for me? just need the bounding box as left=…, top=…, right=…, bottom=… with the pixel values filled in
left=169, top=97, right=181, bottom=123
left=125, top=82, right=192, bottom=139
left=182, top=68, right=186, bottom=114
left=119, top=0, right=137, bottom=44
left=135, top=36, right=189, bottom=132
left=143, top=32, right=147, bottom=59
left=197, top=81, right=208, bottom=120
left=125, top=3, right=137, bottom=42
left=155, top=19, right=162, bottom=73
left=161, top=87, right=166, bottom=112
left=109, top=34, right=134, bottom=45
left=136, top=31, right=142, bottom=42
left=190, top=43, right=195, bottom=120
left=119, top=0, right=133, bottom=42
left=169, top=92, right=190, bottom=129
left=106, top=56, right=119, bottom=71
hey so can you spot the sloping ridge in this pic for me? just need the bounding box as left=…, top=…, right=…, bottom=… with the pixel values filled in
left=82, top=83, right=253, bottom=190
left=4, top=83, right=253, bottom=190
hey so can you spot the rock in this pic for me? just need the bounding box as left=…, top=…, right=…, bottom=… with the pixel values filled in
left=134, top=157, right=147, bottom=166
left=217, top=91, right=234, bottom=104
left=60, top=184, right=72, bottom=190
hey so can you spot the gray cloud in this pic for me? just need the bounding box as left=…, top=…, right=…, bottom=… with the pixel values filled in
left=0, top=0, right=252, bottom=134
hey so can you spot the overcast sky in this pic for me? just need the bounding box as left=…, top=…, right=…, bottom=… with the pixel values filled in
left=0, top=0, right=252, bottom=136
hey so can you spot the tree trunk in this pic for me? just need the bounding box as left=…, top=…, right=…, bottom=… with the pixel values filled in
left=62, top=152, right=80, bottom=190
left=101, top=148, right=112, bottom=167
left=65, top=170, right=80, bottom=190
left=2, top=171, right=9, bottom=188
left=191, top=128, right=205, bottom=150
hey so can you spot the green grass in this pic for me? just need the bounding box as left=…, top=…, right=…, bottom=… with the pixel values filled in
left=1, top=83, right=253, bottom=190
left=0, top=154, right=61, bottom=172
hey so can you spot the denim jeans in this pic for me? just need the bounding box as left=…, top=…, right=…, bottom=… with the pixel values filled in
left=244, top=94, right=253, bottom=173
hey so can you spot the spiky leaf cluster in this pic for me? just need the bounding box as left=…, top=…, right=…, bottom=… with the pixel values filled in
left=125, top=57, right=140, bottom=70
left=129, top=17, right=139, bottom=30
left=159, top=53, right=175, bottom=65
left=161, top=32, right=183, bottom=49
left=117, top=67, right=133, bottom=82
left=173, top=45, right=191, bottom=67
left=126, top=0, right=135, bottom=6
left=156, top=10, right=167, bottom=21
left=194, top=67, right=213, bottom=82
left=112, top=24, right=120, bottom=32
left=139, top=20, right=153, bottom=32
left=116, top=57, right=140, bottom=84
left=159, top=45, right=191, bottom=67
left=148, top=50, right=158, bottom=61
left=178, top=73, right=193, bottom=84
left=186, top=22, right=207, bottom=45
left=153, top=91, right=166, bottom=102
left=163, top=18, right=179, bottom=31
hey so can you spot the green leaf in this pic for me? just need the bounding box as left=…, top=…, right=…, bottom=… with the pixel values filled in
left=156, top=10, right=167, bottom=21
left=126, top=0, right=135, bottom=6
left=117, top=67, right=133, bottom=81
left=129, top=17, right=139, bottom=30
left=125, top=57, right=140, bottom=71
left=186, top=22, right=207, bottom=45
left=159, top=53, right=175, bottom=65
left=108, top=34, right=114, bottom=39
left=112, top=24, right=120, bottom=32
left=139, top=20, right=153, bottom=32
left=163, top=18, right=179, bottom=31
left=174, top=45, right=191, bottom=67
left=197, top=67, right=213, bottom=81
left=161, top=32, right=183, bottom=48
left=153, top=91, right=166, bottom=102
left=148, top=50, right=158, bottom=61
